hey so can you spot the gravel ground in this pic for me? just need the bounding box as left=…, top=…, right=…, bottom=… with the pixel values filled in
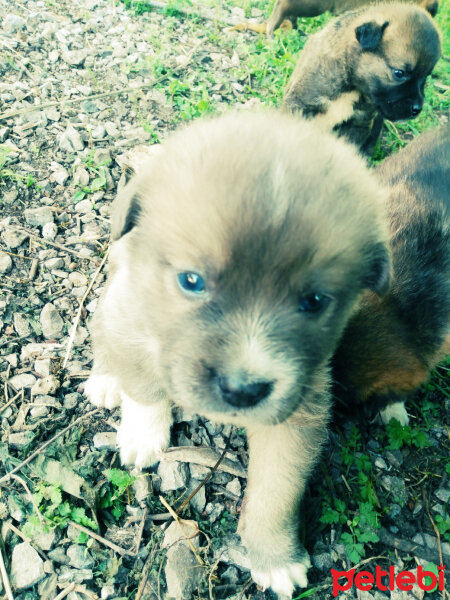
left=0, top=0, right=449, bottom=599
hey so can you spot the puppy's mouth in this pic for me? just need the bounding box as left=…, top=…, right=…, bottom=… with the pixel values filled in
left=169, top=363, right=305, bottom=426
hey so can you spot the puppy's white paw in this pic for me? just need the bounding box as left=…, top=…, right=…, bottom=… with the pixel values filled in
left=84, top=374, right=122, bottom=409
left=380, top=401, right=409, bottom=426
left=252, top=557, right=310, bottom=598
left=117, top=394, right=172, bottom=469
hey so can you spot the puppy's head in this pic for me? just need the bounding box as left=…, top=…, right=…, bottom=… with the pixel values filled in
left=112, top=111, right=389, bottom=426
left=351, top=3, right=441, bottom=121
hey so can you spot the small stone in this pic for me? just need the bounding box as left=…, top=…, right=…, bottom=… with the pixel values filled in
left=9, top=373, right=36, bottom=389
left=93, top=431, right=117, bottom=451
left=434, top=486, right=450, bottom=503
left=73, top=167, right=90, bottom=186
left=31, top=375, right=60, bottom=396
left=5, top=354, right=17, bottom=367
left=40, top=303, right=64, bottom=339
left=35, top=358, right=51, bottom=377
left=51, top=166, right=69, bottom=185
left=75, top=199, right=93, bottom=213
left=10, top=542, right=45, bottom=590
left=374, top=456, right=387, bottom=470
left=9, top=431, right=35, bottom=449
left=64, top=392, right=80, bottom=409
left=312, top=551, right=333, bottom=572
left=380, top=475, right=408, bottom=504
left=217, top=534, right=251, bottom=570
left=165, top=543, right=203, bottom=599
left=158, top=461, right=189, bottom=492
left=59, top=125, right=84, bottom=152
left=186, top=480, right=206, bottom=513
left=0, top=127, right=10, bottom=143
left=385, top=449, right=403, bottom=468
left=189, top=463, right=211, bottom=480
left=42, top=222, right=58, bottom=240
left=61, top=49, right=87, bottom=66
left=0, top=251, right=13, bottom=273
left=92, top=125, right=106, bottom=139
left=101, top=585, right=116, bottom=599
left=66, top=545, right=94, bottom=569
left=205, top=502, right=223, bottom=523
left=4, top=14, right=26, bottom=33
left=69, top=271, right=88, bottom=287
left=24, top=207, right=54, bottom=227
left=221, top=565, right=240, bottom=584
left=45, top=257, right=64, bottom=269
left=226, top=478, right=241, bottom=497
left=1, top=228, right=29, bottom=249
left=38, top=573, right=58, bottom=598
left=32, top=528, right=58, bottom=552
left=14, top=313, right=31, bottom=337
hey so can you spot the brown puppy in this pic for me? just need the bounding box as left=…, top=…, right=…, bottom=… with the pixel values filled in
left=266, top=0, right=439, bottom=34
left=333, top=125, right=450, bottom=424
left=85, top=111, right=390, bottom=596
left=283, top=3, right=441, bottom=153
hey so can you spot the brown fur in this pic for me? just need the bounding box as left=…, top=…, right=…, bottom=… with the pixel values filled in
left=85, top=110, right=390, bottom=595
left=283, top=3, right=441, bottom=153
left=333, top=124, right=450, bottom=414
left=267, top=0, right=439, bottom=33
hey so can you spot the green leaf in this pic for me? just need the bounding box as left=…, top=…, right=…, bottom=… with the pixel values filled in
left=73, top=190, right=86, bottom=202
left=90, top=176, right=106, bottom=191
left=105, top=468, right=135, bottom=490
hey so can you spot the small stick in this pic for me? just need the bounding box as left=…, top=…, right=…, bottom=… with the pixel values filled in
left=176, top=440, right=230, bottom=514
left=28, top=258, right=39, bottom=281
left=0, top=544, right=14, bottom=600
left=159, top=495, right=204, bottom=565
left=62, top=248, right=109, bottom=369
left=0, top=391, right=21, bottom=415
left=0, top=408, right=101, bottom=485
left=26, top=232, right=99, bottom=262
left=53, top=583, right=76, bottom=600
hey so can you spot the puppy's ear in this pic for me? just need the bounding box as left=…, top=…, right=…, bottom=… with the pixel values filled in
left=422, top=0, right=438, bottom=17
left=355, top=21, right=388, bottom=50
left=364, top=242, right=391, bottom=296
left=111, top=182, right=143, bottom=241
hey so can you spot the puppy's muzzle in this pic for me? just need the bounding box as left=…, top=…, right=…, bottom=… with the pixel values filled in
left=211, top=368, right=274, bottom=408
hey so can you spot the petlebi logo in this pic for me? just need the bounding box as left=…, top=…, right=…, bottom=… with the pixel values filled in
left=331, top=564, right=446, bottom=596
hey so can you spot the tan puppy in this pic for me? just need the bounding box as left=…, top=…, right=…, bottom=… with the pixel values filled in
left=333, top=124, right=450, bottom=424
left=266, top=0, right=439, bottom=34
left=85, top=111, right=390, bottom=596
left=283, top=3, right=441, bottom=153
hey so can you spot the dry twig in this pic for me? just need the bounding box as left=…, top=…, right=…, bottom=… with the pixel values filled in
left=0, top=543, right=14, bottom=600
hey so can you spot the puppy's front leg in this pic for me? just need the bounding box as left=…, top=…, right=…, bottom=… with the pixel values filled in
left=241, top=415, right=327, bottom=597
left=117, top=393, right=172, bottom=470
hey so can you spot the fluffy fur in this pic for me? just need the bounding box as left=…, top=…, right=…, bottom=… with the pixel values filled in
left=333, top=124, right=450, bottom=422
left=266, top=0, right=439, bottom=34
left=85, top=110, right=390, bottom=596
left=283, top=3, right=441, bottom=153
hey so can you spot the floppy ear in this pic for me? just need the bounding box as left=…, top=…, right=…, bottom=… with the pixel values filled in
left=111, top=180, right=143, bottom=241
left=363, top=242, right=391, bottom=296
left=355, top=21, right=389, bottom=50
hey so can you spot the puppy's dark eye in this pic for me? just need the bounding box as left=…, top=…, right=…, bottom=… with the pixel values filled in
left=299, top=293, right=330, bottom=313
left=177, top=272, right=206, bottom=295
left=392, top=68, right=406, bottom=82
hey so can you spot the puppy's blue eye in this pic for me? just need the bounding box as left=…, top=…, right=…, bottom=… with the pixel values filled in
left=177, top=272, right=206, bottom=294
left=392, top=68, right=406, bottom=81
left=299, top=293, right=330, bottom=313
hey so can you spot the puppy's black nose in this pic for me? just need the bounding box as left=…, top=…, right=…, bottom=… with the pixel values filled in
left=217, top=375, right=273, bottom=408
left=410, top=103, right=422, bottom=116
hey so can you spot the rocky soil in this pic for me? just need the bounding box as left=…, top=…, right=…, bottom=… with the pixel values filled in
left=0, top=0, right=448, bottom=599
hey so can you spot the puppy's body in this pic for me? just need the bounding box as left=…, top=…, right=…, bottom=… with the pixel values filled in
left=333, top=125, right=450, bottom=422
left=266, top=0, right=438, bottom=34
left=283, top=4, right=441, bottom=152
left=86, top=111, right=390, bottom=596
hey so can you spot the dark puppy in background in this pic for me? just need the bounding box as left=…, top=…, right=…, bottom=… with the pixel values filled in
left=333, top=125, right=450, bottom=424
left=85, top=111, right=390, bottom=596
left=266, top=0, right=438, bottom=34
left=283, top=3, right=441, bottom=153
